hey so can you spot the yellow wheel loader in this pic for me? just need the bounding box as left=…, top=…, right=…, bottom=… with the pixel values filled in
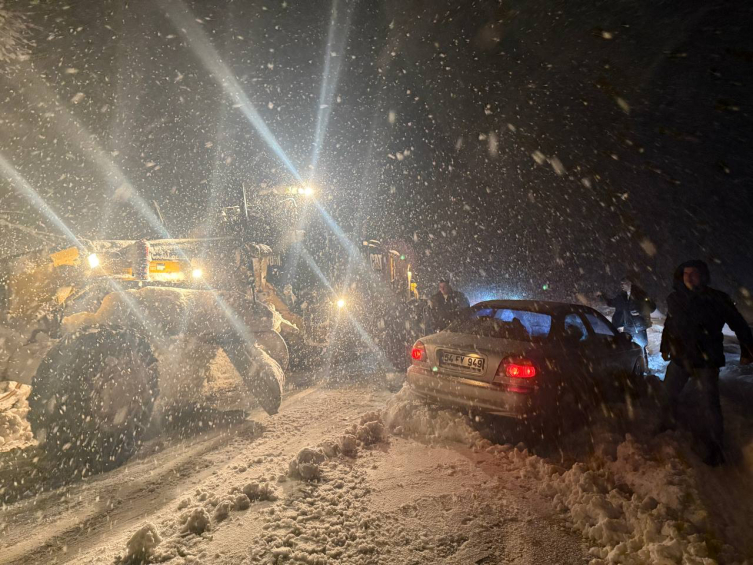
left=0, top=237, right=288, bottom=472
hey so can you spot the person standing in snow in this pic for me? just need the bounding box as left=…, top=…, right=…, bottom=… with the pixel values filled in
left=599, top=276, right=656, bottom=365
left=660, top=260, right=753, bottom=465
left=429, top=279, right=470, bottom=331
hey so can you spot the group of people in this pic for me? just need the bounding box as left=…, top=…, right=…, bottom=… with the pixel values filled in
left=600, top=261, right=753, bottom=465
left=429, top=260, right=753, bottom=466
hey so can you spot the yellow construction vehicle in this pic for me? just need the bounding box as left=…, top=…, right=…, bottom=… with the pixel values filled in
left=0, top=236, right=288, bottom=473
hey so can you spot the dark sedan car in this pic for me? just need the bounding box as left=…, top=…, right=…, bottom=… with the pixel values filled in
left=406, top=300, right=646, bottom=422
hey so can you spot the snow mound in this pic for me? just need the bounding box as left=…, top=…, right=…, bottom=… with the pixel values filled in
left=180, top=507, right=211, bottom=535
left=516, top=435, right=737, bottom=564
left=382, top=386, right=746, bottom=563
left=382, top=387, right=485, bottom=448
left=242, top=481, right=278, bottom=502
left=250, top=466, right=395, bottom=563
left=319, top=439, right=340, bottom=458
left=233, top=493, right=251, bottom=510
left=119, top=523, right=162, bottom=565
left=288, top=447, right=327, bottom=481
left=212, top=498, right=235, bottom=523
left=0, top=382, right=34, bottom=452
left=287, top=413, right=389, bottom=482
left=338, top=433, right=358, bottom=456
left=356, top=411, right=387, bottom=446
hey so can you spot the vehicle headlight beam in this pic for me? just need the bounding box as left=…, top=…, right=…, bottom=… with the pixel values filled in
left=310, top=0, right=354, bottom=175
left=161, top=0, right=302, bottom=182
left=0, top=152, right=83, bottom=249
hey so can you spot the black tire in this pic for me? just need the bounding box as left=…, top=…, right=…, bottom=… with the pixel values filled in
left=28, top=325, right=159, bottom=474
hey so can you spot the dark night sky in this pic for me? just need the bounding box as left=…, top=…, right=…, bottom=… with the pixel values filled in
left=1, top=0, right=752, bottom=305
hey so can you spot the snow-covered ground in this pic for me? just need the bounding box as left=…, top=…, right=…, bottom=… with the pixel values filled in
left=0, top=382, right=33, bottom=453
left=2, top=316, right=753, bottom=564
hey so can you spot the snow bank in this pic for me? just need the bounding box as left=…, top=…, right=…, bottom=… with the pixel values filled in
left=382, top=387, right=487, bottom=447
left=383, top=385, right=746, bottom=564
left=520, top=436, right=733, bottom=565
left=0, top=382, right=34, bottom=452
left=242, top=481, right=278, bottom=502
left=119, top=523, right=162, bottom=565
left=181, top=506, right=211, bottom=535
left=288, top=447, right=327, bottom=481
left=1, top=324, right=53, bottom=387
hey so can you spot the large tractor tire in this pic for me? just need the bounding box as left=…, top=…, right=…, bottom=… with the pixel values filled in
left=28, top=325, right=159, bottom=474
left=219, top=335, right=284, bottom=416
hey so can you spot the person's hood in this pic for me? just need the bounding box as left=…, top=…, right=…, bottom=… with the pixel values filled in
left=673, top=259, right=710, bottom=291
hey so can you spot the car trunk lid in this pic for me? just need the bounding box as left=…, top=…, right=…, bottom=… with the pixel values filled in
left=422, top=333, right=537, bottom=384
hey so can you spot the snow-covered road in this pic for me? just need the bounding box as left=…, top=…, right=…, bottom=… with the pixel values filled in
left=0, top=378, right=588, bottom=565
left=2, top=342, right=753, bottom=565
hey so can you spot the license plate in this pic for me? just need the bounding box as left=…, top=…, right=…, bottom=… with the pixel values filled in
left=440, top=352, right=486, bottom=373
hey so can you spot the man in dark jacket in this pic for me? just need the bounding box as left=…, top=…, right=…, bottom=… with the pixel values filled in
left=661, top=260, right=753, bottom=465
left=429, top=279, right=470, bottom=331
left=601, top=276, right=656, bottom=363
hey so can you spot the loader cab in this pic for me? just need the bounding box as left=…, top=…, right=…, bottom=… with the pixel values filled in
left=216, top=185, right=306, bottom=255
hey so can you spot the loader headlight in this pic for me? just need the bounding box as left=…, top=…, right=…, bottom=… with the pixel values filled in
left=87, top=253, right=100, bottom=269
left=336, top=298, right=346, bottom=309
left=192, top=268, right=204, bottom=279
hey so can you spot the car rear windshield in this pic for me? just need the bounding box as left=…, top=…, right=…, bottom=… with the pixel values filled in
left=446, top=307, right=552, bottom=341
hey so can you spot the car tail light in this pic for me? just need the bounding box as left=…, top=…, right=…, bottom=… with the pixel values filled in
left=494, top=356, right=537, bottom=392
left=411, top=340, right=427, bottom=364
left=502, top=357, right=537, bottom=378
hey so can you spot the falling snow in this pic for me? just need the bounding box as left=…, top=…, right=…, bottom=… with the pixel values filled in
left=1, top=0, right=753, bottom=562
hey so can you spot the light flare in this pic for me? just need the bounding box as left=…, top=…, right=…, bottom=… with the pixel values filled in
left=0, top=153, right=83, bottom=248
left=161, top=0, right=301, bottom=181
left=310, top=0, right=355, bottom=174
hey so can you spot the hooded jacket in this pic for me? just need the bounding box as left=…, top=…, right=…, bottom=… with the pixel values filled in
left=606, top=282, right=656, bottom=332
left=429, top=289, right=470, bottom=330
left=660, top=260, right=753, bottom=368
